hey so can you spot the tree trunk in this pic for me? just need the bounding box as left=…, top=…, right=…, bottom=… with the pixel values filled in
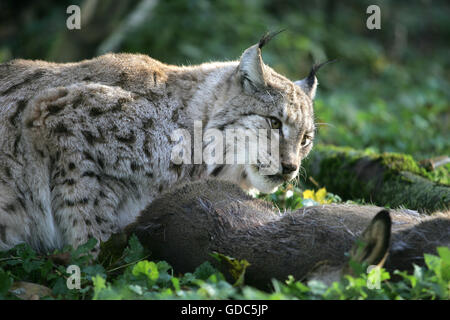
left=302, top=145, right=450, bottom=213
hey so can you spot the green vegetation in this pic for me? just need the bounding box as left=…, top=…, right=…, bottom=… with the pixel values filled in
left=307, top=145, right=450, bottom=186
left=301, top=145, right=450, bottom=212
left=2, top=0, right=448, bottom=158
left=0, top=0, right=448, bottom=300
left=258, top=183, right=347, bottom=211
left=1, top=237, right=449, bottom=300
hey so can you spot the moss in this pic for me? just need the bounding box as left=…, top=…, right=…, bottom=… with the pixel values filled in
left=311, top=145, right=449, bottom=186
left=379, top=152, right=449, bottom=185
left=427, top=163, right=450, bottom=186
left=302, top=144, right=450, bottom=213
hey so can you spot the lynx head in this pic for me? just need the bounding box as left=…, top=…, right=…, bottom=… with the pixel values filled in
left=204, top=32, right=329, bottom=193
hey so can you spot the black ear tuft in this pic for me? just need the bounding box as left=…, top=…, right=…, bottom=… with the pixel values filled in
left=305, top=59, right=337, bottom=87
left=258, top=29, right=286, bottom=49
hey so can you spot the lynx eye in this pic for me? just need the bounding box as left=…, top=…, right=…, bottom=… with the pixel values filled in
left=301, top=134, right=312, bottom=147
left=269, top=117, right=282, bottom=129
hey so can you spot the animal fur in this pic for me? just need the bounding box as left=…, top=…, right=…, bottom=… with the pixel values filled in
left=128, top=179, right=450, bottom=288
left=0, top=36, right=318, bottom=253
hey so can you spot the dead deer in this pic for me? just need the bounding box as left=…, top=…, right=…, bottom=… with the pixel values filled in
left=127, top=179, right=450, bottom=288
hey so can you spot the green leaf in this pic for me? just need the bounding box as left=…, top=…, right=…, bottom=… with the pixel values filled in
left=123, top=234, right=146, bottom=263
left=437, top=247, right=450, bottom=281
left=83, top=264, right=106, bottom=279
left=0, top=269, right=13, bottom=296
left=171, top=277, right=180, bottom=292
left=52, top=277, right=70, bottom=296
left=437, top=246, right=450, bottom=264
left=193, top=261, right=219, bottom=281
left=210, top=252, right=250, bottom=287
left=92, top=275, right=107, bottom=299
left=72, top=238, right=97, bottom=261
left=23, top=259, right=42, bottom=273
left=132, top=260, right=159, bottom=283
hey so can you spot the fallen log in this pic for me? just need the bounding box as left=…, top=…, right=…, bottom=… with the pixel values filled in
left=302, top=145, right=450, bottom=213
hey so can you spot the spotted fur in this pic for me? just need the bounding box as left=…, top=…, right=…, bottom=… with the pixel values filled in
left=0, top=38, right=318, bottom=253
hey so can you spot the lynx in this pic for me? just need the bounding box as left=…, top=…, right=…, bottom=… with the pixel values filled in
left=128, top=179, right=450, bottom=288
left=0, top=34, right=320, bottom=253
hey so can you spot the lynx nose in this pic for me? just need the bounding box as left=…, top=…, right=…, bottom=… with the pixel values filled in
left=281, top=162, right=298, bottom=174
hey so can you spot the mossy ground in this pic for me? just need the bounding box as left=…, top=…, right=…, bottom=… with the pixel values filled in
left=302, top=145, right=450, bottom=212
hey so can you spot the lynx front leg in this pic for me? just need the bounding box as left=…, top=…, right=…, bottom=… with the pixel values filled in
left=50, top=152, right=123, bottom=254
left=0, top=179, right=30, bottom=251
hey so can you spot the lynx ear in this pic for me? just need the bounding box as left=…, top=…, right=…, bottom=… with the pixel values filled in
left=295, top=59, right=335, bottom=100
left=349, top=210, right=391, bottom=268
left=238, top=44, right=265, bottom=92
left=238, top=31, right=284, bottom=93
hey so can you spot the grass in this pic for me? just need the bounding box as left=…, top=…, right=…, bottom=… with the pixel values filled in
left=1, top=186, right=448, bottom=300
left=1, top=233, right=449, bottom=300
